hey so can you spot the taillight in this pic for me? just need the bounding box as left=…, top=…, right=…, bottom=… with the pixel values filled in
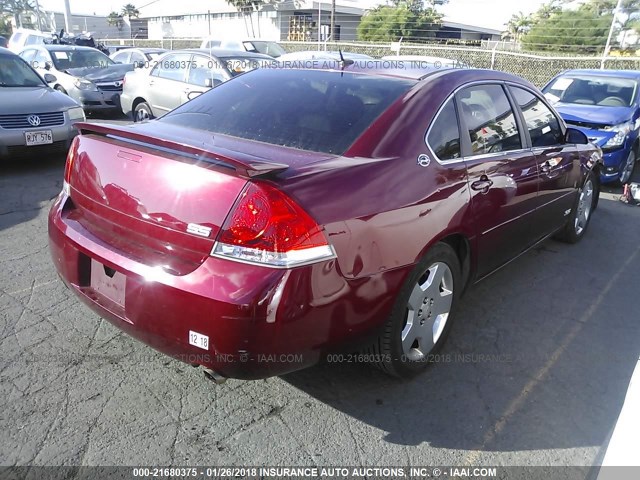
left=212, top=182, right=335, bottom=268
left=62, top=136, right=79, bottom=196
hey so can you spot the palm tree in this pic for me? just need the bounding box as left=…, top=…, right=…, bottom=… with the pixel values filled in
left=107, top=11, right=124, bottom=30
left=120, top=3, right=139, bottom=19
left=505, top=12, right=532, bottom=42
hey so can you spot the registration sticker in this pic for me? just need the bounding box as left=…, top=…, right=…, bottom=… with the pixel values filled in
left=189, top=330, right=209, bottom=350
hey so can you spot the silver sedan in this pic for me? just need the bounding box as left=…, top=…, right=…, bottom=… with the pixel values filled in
left=0, top=47, right=85, bottom=158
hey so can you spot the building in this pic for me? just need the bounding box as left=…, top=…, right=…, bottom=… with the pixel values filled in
left=140, top=0, right=363, bottom=42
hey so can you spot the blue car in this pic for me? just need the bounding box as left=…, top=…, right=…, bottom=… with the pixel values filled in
left=543, top=69, right=640, bottom=184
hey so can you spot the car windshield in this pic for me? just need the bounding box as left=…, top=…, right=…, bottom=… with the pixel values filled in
left=243, top=41, right=285, bottom=58
left=0, top=55, right=45, bottom=87
left=50, top=49, right=114, bottom=70
left=543, top=75, right=638, bottom=107
left=161, top=69, right=415, bottom=154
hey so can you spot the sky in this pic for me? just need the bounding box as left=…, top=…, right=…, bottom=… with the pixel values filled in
left=37, top=0, right=550, bottom=31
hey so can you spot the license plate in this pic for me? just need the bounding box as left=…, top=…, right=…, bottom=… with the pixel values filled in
left=189, top=331, right=209, bottom=350
left=90, top=259, right=126, bottom=306
left=25, top=130, right=53, bottom=146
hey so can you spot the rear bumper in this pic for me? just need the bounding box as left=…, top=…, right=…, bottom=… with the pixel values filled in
left=48, top=191, right=405, bottom=379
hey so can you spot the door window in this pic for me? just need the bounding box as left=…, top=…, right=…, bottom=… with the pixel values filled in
left=510, top=86, right=564, bottom=147
left=426, top=98, right=461, bottom=161
left=150, top=53, right=191, bottom=82
left=458, top=84, right=522, bottom=156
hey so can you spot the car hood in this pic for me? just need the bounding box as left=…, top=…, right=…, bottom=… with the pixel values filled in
left=65, top=63, right=134, bottom=82
left=554, top=102, right=632, bottom=127
left=0, top=86, right=79, bottom=113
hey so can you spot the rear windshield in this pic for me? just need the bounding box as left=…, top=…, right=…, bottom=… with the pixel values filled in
left=161, top=69, right=415, bottom=154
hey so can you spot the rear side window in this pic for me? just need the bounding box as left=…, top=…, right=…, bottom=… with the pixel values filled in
left=427, top=98, right=461, bottom=161
left=510, top=86, right=563, bottom=147
left=161, top=69, right=415, bottom=155
left=458, top=84, right=522, bottom=156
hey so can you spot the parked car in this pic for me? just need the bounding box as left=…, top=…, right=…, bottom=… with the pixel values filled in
left=200, top=37, right=285, bottom=58
left=18, top=44, right=134, bottom=113
left=120, top=48, right=272, bottom=121
left=49, top=65, right=601, bottom=382
left=277, top=50, right=374, bottom=64
left=7, top=28, right=51, bottom=53
left=110, top=47, right=166, bottom=69
left=543, top=69, right=640, bottom=184
left=0, top=47, right=85, bottom=158
left=382, top=55, right=470, bottom=69
left=105, top=45, right=134, bottom=55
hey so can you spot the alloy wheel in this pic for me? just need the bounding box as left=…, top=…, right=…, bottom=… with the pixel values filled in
left=575, top=179, right=594, bottom=236
left=619, top=150, right=636, bottom=184
left=401, top=262, right=454, bottom=361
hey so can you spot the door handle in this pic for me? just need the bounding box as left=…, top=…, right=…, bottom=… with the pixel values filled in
left=471, top=176, right=493, bottom=192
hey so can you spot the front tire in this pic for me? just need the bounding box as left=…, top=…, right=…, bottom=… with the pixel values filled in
left=134, top=102, right=154, bottom=122
left=619, top=148, right=636, bottom=184
left=556, top=170, right=597, bottom=244
left=369, top=242, right=461, bottom=378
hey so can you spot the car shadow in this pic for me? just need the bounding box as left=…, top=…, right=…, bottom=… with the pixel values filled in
left=0, top=153, right=66, bottom=232
left=282, top=201, right=640, bottom=454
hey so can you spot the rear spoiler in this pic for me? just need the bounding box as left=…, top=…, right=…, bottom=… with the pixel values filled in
left=74, top=122, right=289, bottom=178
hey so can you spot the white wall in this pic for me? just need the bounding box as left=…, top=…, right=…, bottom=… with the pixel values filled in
left=147, top=12, right=281, bottom=40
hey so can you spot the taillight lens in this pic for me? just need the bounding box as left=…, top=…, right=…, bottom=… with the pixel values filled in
left=212, top=182, right=335, bottom=268
left=62, top=136, right=79, bottom=196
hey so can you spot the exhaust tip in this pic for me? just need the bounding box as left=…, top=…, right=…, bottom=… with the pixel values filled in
left=202, top=367, right=227, bottom=384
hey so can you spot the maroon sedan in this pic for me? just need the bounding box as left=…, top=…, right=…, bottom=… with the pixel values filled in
left=48, top=65, right=602, bottom=381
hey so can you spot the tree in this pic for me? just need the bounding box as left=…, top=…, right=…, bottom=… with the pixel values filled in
left=522, top=9, right=612, bottom=54
left=107, top=11, right=124, bottom=30
left=357, top=2, right=443, bottom=42
left=504, top=12, right=532, bottom=41
left=0, top=0, right=35, bottom=28
left=225, top=0, right=265, bottom=37
left=120, top=3, right=139, bottom=19
left=0, top=15, right=12, bottom=36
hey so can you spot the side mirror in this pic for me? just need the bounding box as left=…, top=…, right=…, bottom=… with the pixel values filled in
left=43, top=73, right=57, bottom=83
left=204, top=78, right=214, bottom=88
left=44, top=61, right=52, bottom=71
left=565, top=127, right=589, bottom=145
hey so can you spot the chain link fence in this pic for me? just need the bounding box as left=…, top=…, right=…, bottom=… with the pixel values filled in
left=101, top=38, right=640, bottom=87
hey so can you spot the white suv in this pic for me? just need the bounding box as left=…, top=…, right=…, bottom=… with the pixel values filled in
left=8, top=29, right=52, bottom=53
left=199, top=38, right=285, bottom=58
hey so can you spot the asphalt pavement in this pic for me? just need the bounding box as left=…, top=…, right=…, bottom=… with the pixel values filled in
left=1, top=125, right=640, bottom=470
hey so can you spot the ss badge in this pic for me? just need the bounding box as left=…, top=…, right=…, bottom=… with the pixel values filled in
left=187, top=223, right=212, bottom=237
left=417, top=154, right=431, bottom=167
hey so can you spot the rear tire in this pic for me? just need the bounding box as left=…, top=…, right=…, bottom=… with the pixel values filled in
left=367, top=242, right=461, bottom=378
left=134, top=102, right=154, bottom=122
left=556, top=170, right=597, bottom=244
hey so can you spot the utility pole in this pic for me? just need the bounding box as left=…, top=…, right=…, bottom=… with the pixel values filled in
left=34, top=0, right=43, bottom=31
left=601, top=0, right=623, bottom=69
left=330, top=0, right=335, bottom=43
left=63, top=0, right=72, bottom=33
